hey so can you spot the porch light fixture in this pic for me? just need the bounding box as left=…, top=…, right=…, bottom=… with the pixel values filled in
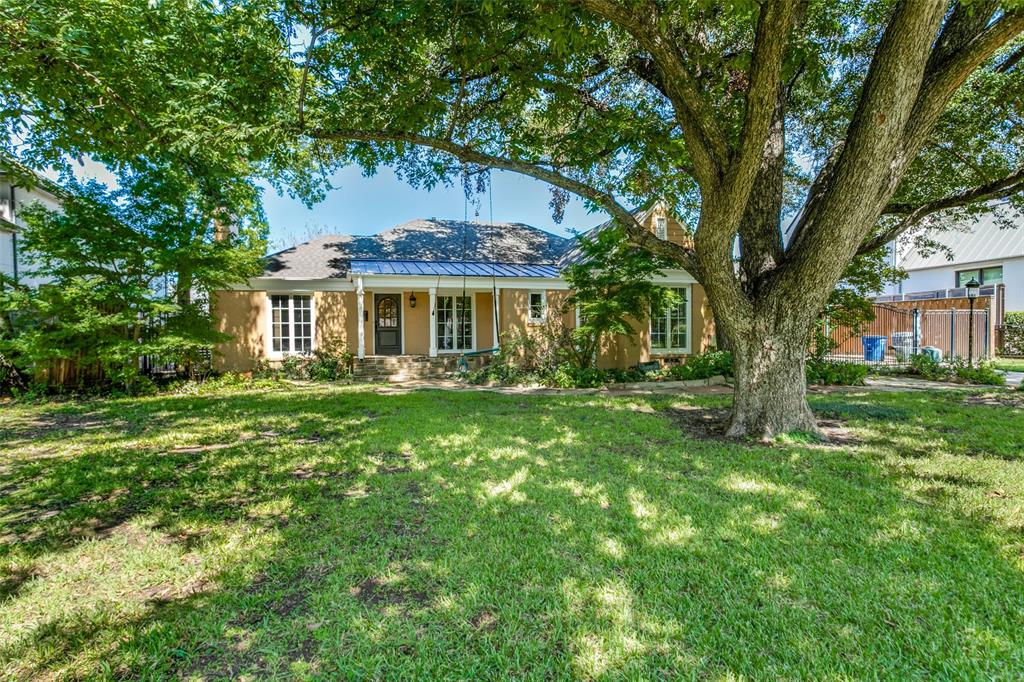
left=409, top=293, right=417, bottom=308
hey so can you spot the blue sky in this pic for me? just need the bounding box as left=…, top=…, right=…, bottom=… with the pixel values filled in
left=261, top=166, right=609, bottom=252
left=63, top=157, right=610, bottom=253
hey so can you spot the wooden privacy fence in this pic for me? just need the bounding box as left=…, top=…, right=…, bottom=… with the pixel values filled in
left=823, top=302, right=992, bottom=365
left=35, top=354, right=106, bottom=389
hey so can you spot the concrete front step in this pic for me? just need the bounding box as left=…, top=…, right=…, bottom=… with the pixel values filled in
left=352, top=355, right=482, bottom=382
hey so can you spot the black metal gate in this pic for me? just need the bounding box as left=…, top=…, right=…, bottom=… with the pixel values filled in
left=822, top=304, right=989, bottom=365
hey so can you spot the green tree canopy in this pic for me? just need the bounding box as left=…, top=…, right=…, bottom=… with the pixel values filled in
left=0, top=165, right=267, bottom=392
left=275, top=0, right=1024, bottom=436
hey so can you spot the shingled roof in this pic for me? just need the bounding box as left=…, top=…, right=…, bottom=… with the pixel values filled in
left=557, top=205, right=657, bottom=268
left=263, top=219, right=572, bottom=279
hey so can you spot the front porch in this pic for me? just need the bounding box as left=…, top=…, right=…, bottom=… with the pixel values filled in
left=353, top=285, right=501, bottom=360
left=348, top=260, right=571, bottom=362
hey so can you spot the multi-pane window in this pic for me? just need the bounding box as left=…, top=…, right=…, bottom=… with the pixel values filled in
left=270, top=294, right=313, bottom=354
left=654, top=216, right=668, bottom=240
left=377, top=297, right=398, bottom=327
left=957, top=266, right=1003, bottom=287
left=650, top=287, right=688, bottom=352
left=437, top=295, right=472, bottom=350
left=529, top=291, right=546, bottom=323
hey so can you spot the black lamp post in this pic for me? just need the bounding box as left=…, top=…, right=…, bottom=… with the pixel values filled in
left=965, top=276, right=980, bottom=367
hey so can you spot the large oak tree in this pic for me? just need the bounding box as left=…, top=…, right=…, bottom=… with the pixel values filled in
left=283, top=0, right=1024, bottom=437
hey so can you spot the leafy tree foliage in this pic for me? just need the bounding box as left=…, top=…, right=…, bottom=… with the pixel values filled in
left=269, top=0, right=1024, bottom=436
left=0, top=1, right=283, bottom=391
left=0, top=167, right=267, bottom=392
left=0, top=0, right=304, bottom=202
left=562, top=222, right=677, bottom=368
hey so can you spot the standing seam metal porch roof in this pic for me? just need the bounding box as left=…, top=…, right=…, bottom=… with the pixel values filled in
left=349, top=259, right=560, bottom=278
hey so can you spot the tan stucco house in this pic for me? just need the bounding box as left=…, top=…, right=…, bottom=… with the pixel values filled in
left=212, top=204, right=716, bottom=374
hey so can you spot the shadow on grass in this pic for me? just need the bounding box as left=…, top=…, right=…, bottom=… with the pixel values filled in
left=1, top=386, right=1023, bottom=678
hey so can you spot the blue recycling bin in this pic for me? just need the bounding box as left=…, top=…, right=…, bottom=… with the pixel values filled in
left=861, top=335, right=887, bottom=362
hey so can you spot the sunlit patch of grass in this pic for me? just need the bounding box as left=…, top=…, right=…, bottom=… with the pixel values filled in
left=0, top=384, right=1022, bottom=678
left=993, top=357, right=1024, bottom=373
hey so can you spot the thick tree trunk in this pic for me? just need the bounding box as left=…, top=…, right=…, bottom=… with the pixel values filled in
left=713, top=298, right=819, bottom=440
left=728, top=330, right=817, bottom=440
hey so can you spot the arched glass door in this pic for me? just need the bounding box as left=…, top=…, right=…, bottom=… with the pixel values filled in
left=374, top=294, right=402, bottom=355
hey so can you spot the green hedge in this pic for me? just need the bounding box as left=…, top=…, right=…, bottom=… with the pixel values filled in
left=467, top=350, right=733, bottom=388
left=1002, top=311, right=1024, bottom=356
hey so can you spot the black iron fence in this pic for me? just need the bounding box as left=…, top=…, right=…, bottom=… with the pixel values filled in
left=822, top=303, right=990, bottom=365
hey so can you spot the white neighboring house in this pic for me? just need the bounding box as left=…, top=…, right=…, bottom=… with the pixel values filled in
left=885, top=207, right=1024, bottom=312
left=0, top=169, right=63, bottom=287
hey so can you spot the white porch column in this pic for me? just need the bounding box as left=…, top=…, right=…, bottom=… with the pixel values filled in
left=428, top=287, right=438, bottom=357
left=492, top=286, right=500, bottom=351
left=356, top=276, right=365, bottom=359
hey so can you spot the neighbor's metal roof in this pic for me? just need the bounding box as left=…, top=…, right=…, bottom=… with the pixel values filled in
left=899, top=207, right=1024, bottom=270
left=349, top=259, right=560, bottom=278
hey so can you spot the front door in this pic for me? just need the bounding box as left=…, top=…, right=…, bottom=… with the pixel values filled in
left=374, top=294, right=402, bottom=355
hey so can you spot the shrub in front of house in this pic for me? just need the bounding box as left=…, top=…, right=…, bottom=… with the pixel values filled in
left=467, top=350, right=734, bottom=388
left=908, top=352, right=946, bottom=381
left=667, top=350, right=733, bottom=380
left=949, top=358, right=1006, bottom=386
left=904, top=353, right=1006, bottom=385
left=806, top=359, right=869, bottom=386
left=1001, top=311, right=1024, bottom=356
left=253, top=340, right=353, bottom=382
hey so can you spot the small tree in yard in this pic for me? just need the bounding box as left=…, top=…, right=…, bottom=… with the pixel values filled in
left=0, top=167, right=266, bottom=392
left=562, top=224, right=677, bottom=369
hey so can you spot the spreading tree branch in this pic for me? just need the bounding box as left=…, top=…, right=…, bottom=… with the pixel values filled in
left=722, top=0, right=798, bottom=216
left=574, top=0, right=729, bottom=187
left=303, top=126, right=701, bottom=277
left=858, top=165, right=1024, bottom=254
left=904, top=7, right=1024, bottom=156
left=996, top=42, right=1024, bottom=72
left=297, top=25, right=326, bottom=130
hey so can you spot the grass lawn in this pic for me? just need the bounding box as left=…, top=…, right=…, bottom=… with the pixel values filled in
left=994, top=356, right=1024, bottom=373
left=2, top=383, right=1024, bottom=680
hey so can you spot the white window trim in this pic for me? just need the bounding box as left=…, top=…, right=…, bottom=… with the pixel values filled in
left=435, top=293, right=475, bottom=354
left=265, top=293, right=316, bottom=359
left=527, top=290, right=547, bottom=324
left=654, top=216, right=668, bottom=240
left=649, top=284, right=691, bottom=355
